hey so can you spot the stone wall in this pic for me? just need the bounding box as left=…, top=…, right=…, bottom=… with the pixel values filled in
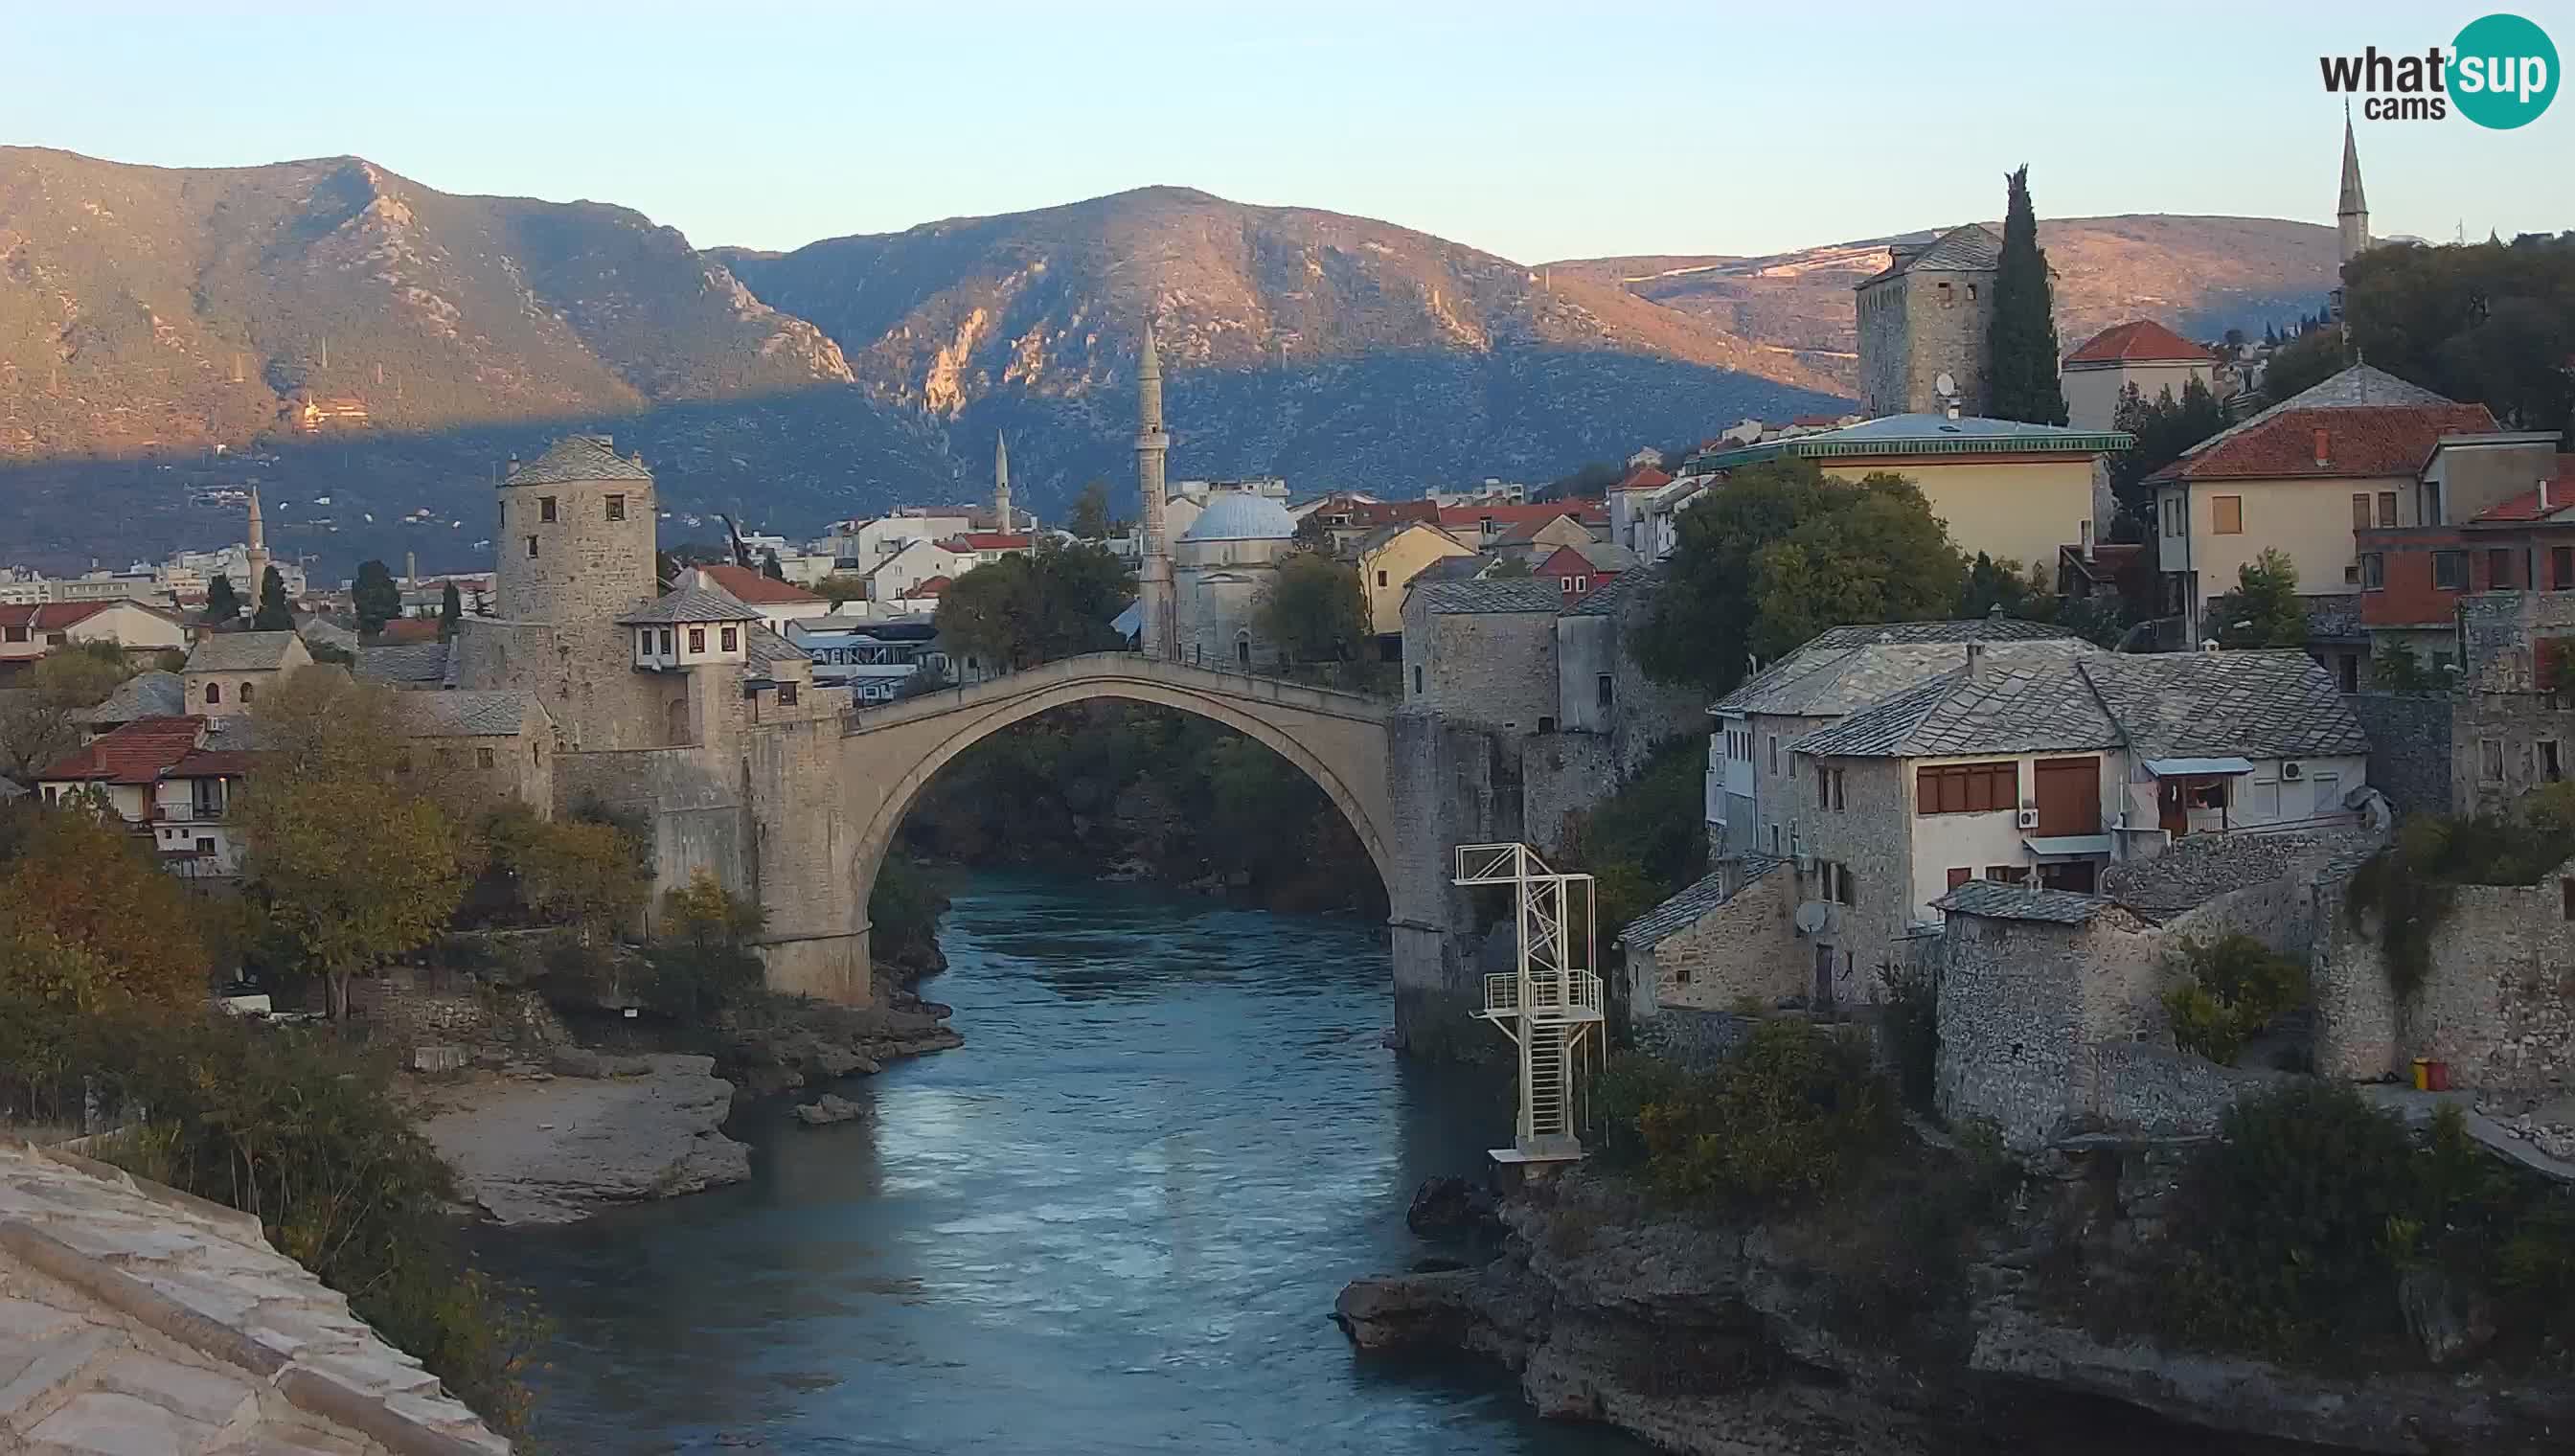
left=1857, top=265, right=1996, bottom=418
left=557, top=745, right=747, bottom=927
left=1518, top=731, right=1622, bottom=856
left=2451, top=689, right=2575, bottom=818
left=1385, top=713, right=1524, bottom=1059
left=2313, top=867, right=2575, bottom=1090
left=1402, top=603, right=1558, bottom=734
left=2347, top=692, right=2454, bottom=815
left=1638, top=869, right=1801, bottom=1013
left=1629, top=1004, right=1753, bottom=1071
left=353, top=964, right=572, bottom=1058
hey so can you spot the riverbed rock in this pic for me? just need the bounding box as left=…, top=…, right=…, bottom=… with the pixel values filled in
left=2397, top=1266, right=2496, bottom=1367
left=1405, top=1174, right=1501, bottom=1243
left=794, top=1094, right=862, bottom=1126
left=415, top=1053, right=751, bottom=1224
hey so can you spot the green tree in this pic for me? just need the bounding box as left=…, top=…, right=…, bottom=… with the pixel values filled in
left=0, top=644, right=134, bottom=785
left=645, top=871, right=766, bottom=1023
left=252, top=565, right=292, bottom=630
left=201, top=573, right=240, bottom=625
left=761, top=549, right=786, bottom=580
left=0, top=801, right=210, bottom=1012
left=814, top=573, right=870, bottom=607
left=235, top=671, right=467, bottom=1018
left=1256, top=552, right=1365, bottom=663
left=1293, top=512, right=1333, bottom=550
left=2261, top=327, right=2345, bottom=406
left=352, top=559, right=401, bottom=637
left=1986, top=165, right=2069, bottom=425
left=935, top=539, right=1132, bottom=670
left=2207, top=548, right=2307, bottom=648
left=1487, top=556, right=1534, bottom=579
left=1956, top=553, right=2042, bottom=620
left=1068, top=480, right=1117, bottom=539
left=2108, top=377, right=2227, bottom=528
left=483, top=805, right=649, bottom=939
left=1639, top=458, right=1970, bottom=694
left=438, top=581, right=462, bottom=641
left=2338, top=233, right=2575, bottom=428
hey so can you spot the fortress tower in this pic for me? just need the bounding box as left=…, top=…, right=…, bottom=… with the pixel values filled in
left=1134, top=327, right=1176, bottom=659
left=490, top=435, right=657, bottom=625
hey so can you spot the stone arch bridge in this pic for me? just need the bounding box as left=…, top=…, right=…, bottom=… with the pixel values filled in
left=747, top=653, right=1484, bottom=1050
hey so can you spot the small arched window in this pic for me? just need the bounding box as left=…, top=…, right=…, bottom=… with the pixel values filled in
left=239, top=682, right=255, bottom=703
left=205, top=682, right=222, bottom=705
left=1235, top=631, right=1251, bottom=668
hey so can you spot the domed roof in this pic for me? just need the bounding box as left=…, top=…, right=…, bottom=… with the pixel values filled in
left=1179, top=491, right=1296, bottom=542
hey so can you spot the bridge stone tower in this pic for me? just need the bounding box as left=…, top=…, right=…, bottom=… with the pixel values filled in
left=1135, top=327, right=1176, bottom=660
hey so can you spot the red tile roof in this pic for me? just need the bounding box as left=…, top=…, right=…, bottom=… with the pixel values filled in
left=0, top=602, right=113, bottom=633
left=900, top=576, right=952, bottom=599
left=2064, top=320, right=2218, bottom=366
left=1790, top=414, right=1848, bottom=428
left=167, top=749, right=259, bottom=779
left=2147, top=404, right=2498, bottom=484
left=696, top=562, right=824, bottom=605
left=947, top=533, right=1033, bottom=552
left=1344, top=500, right=1440, bottom=528
left=2467, top=456, right=2575, bottom=523
left=34, top=716, right=206, bottom=785
left=1436, top=501, right=1606, bottom=532
left=1612, top=465, right=1674, bottom=492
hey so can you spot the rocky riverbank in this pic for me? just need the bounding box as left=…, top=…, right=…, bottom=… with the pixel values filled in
left=1336, top=1165, right=2575, bottom=1456
left=412, top=1053, right=752, bottom=1225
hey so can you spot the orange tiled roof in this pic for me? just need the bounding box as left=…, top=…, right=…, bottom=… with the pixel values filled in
left=696, top=562, right=823, bottom=605
left=949, top=533, right=1032, bottom=552
left=1612, top=465, right=1674, bottom=492
left=2065, top=320, right=2218, bottom=366
left=2147, top=404, right=2497, bottom=484
left=1435, top=501, right=1606, bottom=531
left=34, top=716, right=206, bottom=785
left=0, top=602, right=113, bottom=633
left=2468, top=456, right=2575, bottom=523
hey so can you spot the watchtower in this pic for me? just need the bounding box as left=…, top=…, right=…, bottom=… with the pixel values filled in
left=493, top=435, right=657, bottom=625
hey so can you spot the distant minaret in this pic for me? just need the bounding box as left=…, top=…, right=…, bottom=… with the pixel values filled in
left=1134, top=326, right=1175, bottom=661
left=993, top=432, right=1013, bottom=533
left=244, top=487, right=270, bottom=609
left=2336, top=106, right=2371, bottom=267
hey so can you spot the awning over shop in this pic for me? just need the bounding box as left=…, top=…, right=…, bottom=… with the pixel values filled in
left=2021, top=833, right=2114, bottom=860
left=2141, top=756, right=2256, bottom=778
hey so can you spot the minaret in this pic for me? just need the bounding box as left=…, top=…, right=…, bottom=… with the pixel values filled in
left=243, top=487, right=270, bottom=611
left=1134, top=326, right=1175, bottom=660
left=993, top=432, right=1013, bottom=533
left=2336, top=106, right=2371, bottom=266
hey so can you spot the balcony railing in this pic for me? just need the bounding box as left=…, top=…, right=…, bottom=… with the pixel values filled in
left=1480, top=969, right=1603, bottom=1023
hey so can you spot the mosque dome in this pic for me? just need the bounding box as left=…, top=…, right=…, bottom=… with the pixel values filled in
left=1178, top=492, right=1297, bottom=543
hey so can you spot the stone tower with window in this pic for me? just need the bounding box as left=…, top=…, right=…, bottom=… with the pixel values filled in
left=1854, top=223, right=2002, bottom=418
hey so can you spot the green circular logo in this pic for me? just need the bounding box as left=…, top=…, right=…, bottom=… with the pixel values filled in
left=2451, top=12, right=2559, bottom=128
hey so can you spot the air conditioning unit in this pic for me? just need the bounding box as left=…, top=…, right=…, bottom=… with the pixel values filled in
left=2016, top=807, right=2041, bottom=830
left=2282, top=762, right=2305, bottom=782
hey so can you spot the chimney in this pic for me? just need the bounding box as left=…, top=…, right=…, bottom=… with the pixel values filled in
left=2313, top=427, right=2332, bottom=467
left=1966, top=642, right=1987, bottom=679
left=1946, top=401, right=1962, bottom=421
left=2081, top=518, right=2096, bottom=562
left=2541, top=476, right=2552, bottom=512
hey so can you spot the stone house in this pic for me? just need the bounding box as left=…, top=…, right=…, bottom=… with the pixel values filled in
left=1356, top=521, right=1475, bottom=640
left=1520, top=569, right=1712, bottom=853
left=1535, top=540, right=1639, bottom=606
left=2058, top=319, right=2219, bottom=433
left=1618, top=855, right=1796, bottom=1014
left=1433, top=500, right=1606, bottom=551
left=1400, top=578, right=1562, bottom=732
left=2148, top=364, right=2495, bottom=646
left=2447, top=589, right=2575, bottom=815
left=1689, top=413, right=2130, bottom=584
left=33, top=715, right=211, bottom=827
left=396, top=690, right=557, bottom=813
left=179, top=630, right=311, bottom=717
left=79, top=670, right=185, bottom=737
left=1708, top=618, right=2080, bottom=859
left=1856, top=223, right=2000, bottom=418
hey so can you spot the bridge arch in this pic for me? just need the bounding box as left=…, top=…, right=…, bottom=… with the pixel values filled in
left=827, top=654, right=1398, bottom=999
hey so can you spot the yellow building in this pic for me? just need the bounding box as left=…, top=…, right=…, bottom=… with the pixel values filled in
left=1692, top=413, right=2131, bottom=578
left=1356, top=521, right=1476, bottom=636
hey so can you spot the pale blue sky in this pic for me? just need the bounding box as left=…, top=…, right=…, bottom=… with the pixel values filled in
left=8, top=2, right=2568, bottom=262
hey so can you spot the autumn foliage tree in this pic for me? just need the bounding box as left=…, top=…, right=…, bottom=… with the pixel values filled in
left=0, top=799, right=209, bottom=1012
left=235, top=670, right=467, bottom=1018
left=1256, top=552, right=1366, bottom=663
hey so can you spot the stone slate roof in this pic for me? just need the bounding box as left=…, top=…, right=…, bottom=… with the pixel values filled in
left=182, top=630, right=303, bottom=674
left=1618, top=856, right=1782, bottom=949
left=0, top=776, right=23, bottom=801
left=1414, top=579, right=1566, bottom=615
left=506, top=433, right=651, bottom=486
left=80, top=671, right=183, bottom=724
left=1567, top=562, right=1664, bottom=617
left=1714, top=628, right=2091, bottom=718
left=398, top=690, right=540, bottom=738
left=1795, top=647, right=2368, bottom=762
left=2081, top=649, right=2368, bottom=760
left=1932, top=881, right=2111, bottom=924
left=1794, top=648, right=2120, bottom=758
left=297, top=617, right=358, bottom=654
left=743, top=623, right=805, bottom=671
left=354, top=641, right=455, bottom=687
left=617, top=586, right=765, bottom=626
left=1860, top=223, right=2001, bottom=286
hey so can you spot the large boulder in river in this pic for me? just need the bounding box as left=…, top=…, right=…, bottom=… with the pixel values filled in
left=1407, top=1174, right=1502, bottom=1242
left=794, top=1093, right=862, bottom=1126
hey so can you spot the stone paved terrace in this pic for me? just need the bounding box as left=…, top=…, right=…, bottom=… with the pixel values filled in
left=0, top=1140, right=509, bottom=1455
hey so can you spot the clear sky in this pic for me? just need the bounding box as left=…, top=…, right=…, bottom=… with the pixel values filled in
left=7, top=1, right=2568, bottom=262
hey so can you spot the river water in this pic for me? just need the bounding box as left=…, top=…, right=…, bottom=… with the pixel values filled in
left=482, top=873, right=1641, bottom=1455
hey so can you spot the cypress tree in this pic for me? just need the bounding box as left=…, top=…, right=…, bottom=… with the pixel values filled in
left=352, top=559, right=400, bottom=636
left=202, top=574, right=241, bottom=625
left=1986, top=165, right=2068, bottom=425
left=439, top=581, right=462, bottom=641
left=252, top=566, right=293, bottom=631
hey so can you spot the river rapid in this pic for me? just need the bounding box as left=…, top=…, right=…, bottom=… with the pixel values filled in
left=479, top=872, right=1641, bottom=1455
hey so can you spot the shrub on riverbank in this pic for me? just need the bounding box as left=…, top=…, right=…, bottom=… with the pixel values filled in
left=1595, top=1021, right=1894, bottom=1209
left=2151, top=1082, right=2575, bottom=1367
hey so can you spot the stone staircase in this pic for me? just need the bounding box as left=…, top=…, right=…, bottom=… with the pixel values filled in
left=0, top=1141, right=509, bottom=1455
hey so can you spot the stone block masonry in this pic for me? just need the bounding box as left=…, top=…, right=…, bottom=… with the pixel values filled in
left=2313, top=868, right=2575, bottom=1089
left=2346, top=692, right=2453, bottom=815
left=0, top=1140, right=510, bottom=1452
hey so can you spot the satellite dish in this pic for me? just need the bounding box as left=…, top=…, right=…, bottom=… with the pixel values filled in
left=1793, top=902, right=1832, bottom=935
left=1934, top=371, right=1958, bottom=398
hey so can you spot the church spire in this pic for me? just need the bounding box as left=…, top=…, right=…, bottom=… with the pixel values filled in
left=2337, top=104, right=2370, bottom=264
left=993, top=431, right=1012, bottom=533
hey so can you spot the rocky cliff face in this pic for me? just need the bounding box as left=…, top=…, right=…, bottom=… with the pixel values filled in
left=1337, top=1162, right=2575, bottom=1455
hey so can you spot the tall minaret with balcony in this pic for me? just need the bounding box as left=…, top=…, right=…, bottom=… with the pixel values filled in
left=243, top=487, right=269, bottom=610
left=993, top=431, right=1013, bottom=532
left=2332, top=108, right=2371, bottom=326
left=1134, top=326, right=1175, bottom=660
